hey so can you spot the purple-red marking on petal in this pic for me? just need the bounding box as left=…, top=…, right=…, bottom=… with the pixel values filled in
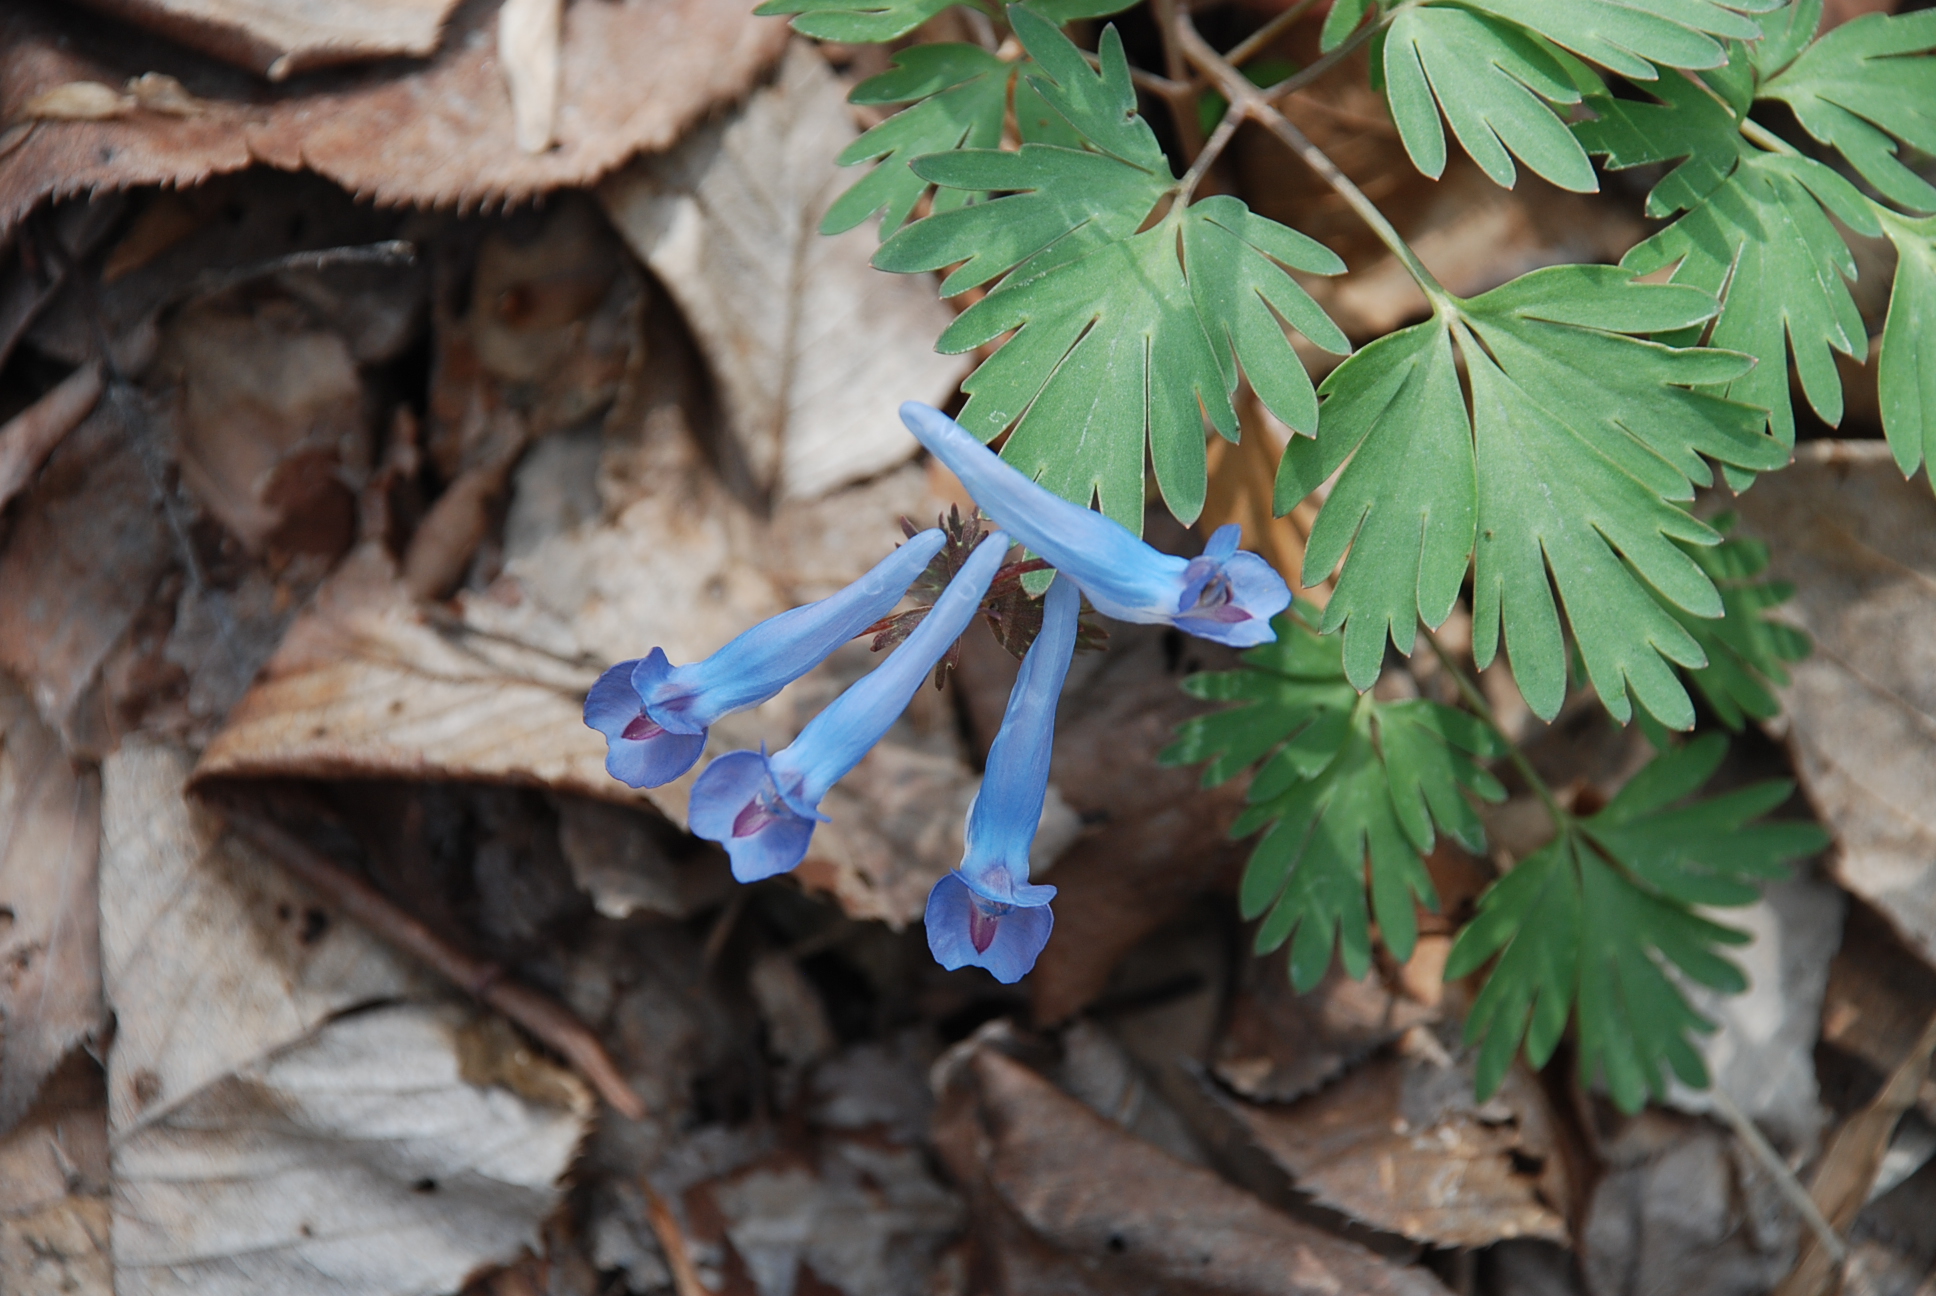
left=621, top=714, right=665, bottom=741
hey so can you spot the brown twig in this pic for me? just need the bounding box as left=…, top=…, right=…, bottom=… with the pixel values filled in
left=0, top=360, right=102, bottom=509
left=216, top=800, right=648, bottom=1121
left=641, top=1179, right=713, bottom=1296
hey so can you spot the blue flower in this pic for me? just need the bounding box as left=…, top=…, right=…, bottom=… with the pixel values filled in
left=584, top=530, right=947, bottom=788
left=898, top=402, right=1290, bottom=647
left=689, top=530, right=1011, bottom=882
left=926, top=574, right=1077, bottom=983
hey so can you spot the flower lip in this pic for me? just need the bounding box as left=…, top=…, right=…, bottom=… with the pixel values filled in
left=924, top=871, right=1054, bottom=984
left=687, top=749, right=819, bottom=883
left=898, top=403, right=1289, bottom=646
left=583, top=658, right=707, bottom=788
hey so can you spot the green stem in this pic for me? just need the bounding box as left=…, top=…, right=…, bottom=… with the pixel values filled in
left=1175, top=103, right=1244, bottom=204
left=1225, top=0, right=1325, bottom=68
left=1739, top=116, right=1799, bottom=157
left=1420, top=624, right=1571, bottom=831
left=1263, top=11, right=1390, bottom=103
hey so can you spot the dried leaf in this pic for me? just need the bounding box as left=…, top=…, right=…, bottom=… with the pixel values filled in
left=160, top=296, right=365, bottom=556
left=101, top=737, right=591, bottom=1296
left=0, top=677, right=102, bottom=1135
left=73, top=0, right=466, bottom=79
left=1665, top=875, right=1845, bottom=1152
left=1733, top=442, right=1936, bottom=968
left=498, top=0, right=562, bottom=154
left=555, top=798, right=731, bottom=921
left=0, top=400, right=173, bottom=743
left=0, top=0, right=788, bottom=231
left=1214, top=955, right=1438, bottom=1103
left=1221, top=1050, right=1573, bottom=1248
left=0, top=1053, right=110, bottom=1296
left=600, top=43, right=970, bottom=501
left=1582, top=1110, right=1799, bottom=1296
left=930, top=1040, right=1455, bottom=1295
left=18, top=82, right=130, bottom=122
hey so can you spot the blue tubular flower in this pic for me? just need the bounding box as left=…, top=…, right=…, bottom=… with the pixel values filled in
left=584, top=530, right=948, bottom=788
left=689, top=530, right=1011, bottom=882
left=898, top=402, right=1290, bottom=648
left=926, top=575, right=1078, bottom=983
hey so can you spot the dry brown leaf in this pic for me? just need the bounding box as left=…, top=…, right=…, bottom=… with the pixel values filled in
left=74, top=0, right=465, bottom=79
left=1778, top=1011, right=1936, bottom=1296
left=0, top=1052, right=110, bottom=1296
left=0, top=399, right=173, bottom=743
left=1732, top=442, right=1936, bottom=968
left=101, top=737, right=592, bottom=1296
left=554, top=798, right=732, bottom=921
left=18, top=81, right=132, bottom=122
left=600, top=42, right=970, bottom=502
left=1820, top=899, right=1936, bottom=1124
left=1214, top=955, right=1438, bottom=1103
left=0, top=676, right=103, bottom=1135
left=160, top=295, right=366, bottom=556
left=1221, top=1051, right=1573, bottom=1249
left=0, top=0, right=788, bottom=230
left=498, top=0, right=562, bottom=154
left=931, top=1040, right=1454, bottom=1295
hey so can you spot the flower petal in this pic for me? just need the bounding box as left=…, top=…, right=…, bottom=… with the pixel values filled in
left=689, top=749, right=818, bottom=882
left=924, top=872, right=1054, bottom=984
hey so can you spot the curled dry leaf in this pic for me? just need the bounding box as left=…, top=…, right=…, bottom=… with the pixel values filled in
left=1214, top=956, right=1439, bottom=1103
left=72, top=0, right=465, bottom=79
left=0, top=676, right=102, bottom=1135
left=930, top=1039, right=1455, bottom=1295
left=101, top=738, right=591, bottom=1296
left=1219, top=1050, right=1574, bottom=1249
left=0, top=0, right=788, bottom=230
left=1732, top=442, right=1936, bottom=969
left=600, top=42, right=970, bottom=502
left=0, top=1052, right=110, bottom=1296
left=0, top=399, right=173, bottom=744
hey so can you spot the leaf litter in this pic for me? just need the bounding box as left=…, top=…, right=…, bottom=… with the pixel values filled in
left=0, top=0, right=1928, bottom=1293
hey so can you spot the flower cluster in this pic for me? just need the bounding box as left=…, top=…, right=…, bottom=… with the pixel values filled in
left=586, top=403, right=1291, bottom=982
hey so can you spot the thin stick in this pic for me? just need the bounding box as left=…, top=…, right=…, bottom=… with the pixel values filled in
left=1419, top=625, right=1570, bottom=829
left=217, top=801, right=647, bottom=1121
left=0, top=360, right=102, bottom=509
left=1264, top=15, right=1387, bottom=103
left=1176, top=105, right=1245, bottom=205
left=1150, top=0, right=1206, bottom=159
left=1176, top=12, right=1452, bottom=307
left=641, top=1179, right=713, bottom=1296
left=1224, top=0, right=1324, bottom=69
left=1711, top=1086, right=1849, bottom=1269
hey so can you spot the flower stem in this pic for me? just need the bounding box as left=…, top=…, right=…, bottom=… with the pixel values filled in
left=1419, top=624, right=1571, bottom=831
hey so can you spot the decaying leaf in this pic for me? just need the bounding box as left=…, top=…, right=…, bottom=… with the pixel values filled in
left=1666, top=875, right=1845, bottom=1153
left=1214, top=955, right=1439, bottom=1103
left=0, top=360, right=103, bottom=511
left=72, top=0, right=466, bottom=79
left=1221, top=1048, right=1573, bottom=1248
left=1582, top=1110, right=1799, bottom=1296
left=600, top=42, right=969, bottom=501
left=931, top=1037, right=1455, bottom=1295
left=0, top=399, right=173, bottom=744
left=0, top=1052, right=110, bottom=1296
left=498, top=0, right=562, bottom=153
left=0, top=676, right=102, bottom=1135
left=101, top=737, right=591, bottom=1296
left=0, top=0, right=788, bottom=230
left=1733, top=442, right=1936, bottom=968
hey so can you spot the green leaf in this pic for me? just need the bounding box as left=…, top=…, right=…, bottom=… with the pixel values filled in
left=1322, top=0, right=1375, bottom=51
left=1023, top=0, right=1138, bottom=18
left=754, top=0, right=973, bottom=42
left=1750, top=0, right=1822, bottom=78
left=1761, top=10, right=1936, bottom=214
left=824, top=45, right=1011, bottom=237
left=1446, top=734, right=1827, bottom=1111
left=1645, top=513, right=1810, bottom=729
left=1456, top=0, right=1779, bottom=81
left=1286, top=265, right=1781, bottom=726
left=1162, top=607, right=1506, bottom=989
left=1572, top=68, right=1743, bottom=217
left=1622, top=152, right=1869, bottom=449
left=875, top=11, right=1347, bottom=532
left=1878, top=207, right=1936, bottom=484
left=1383, top=7, right=1598, bottom=191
